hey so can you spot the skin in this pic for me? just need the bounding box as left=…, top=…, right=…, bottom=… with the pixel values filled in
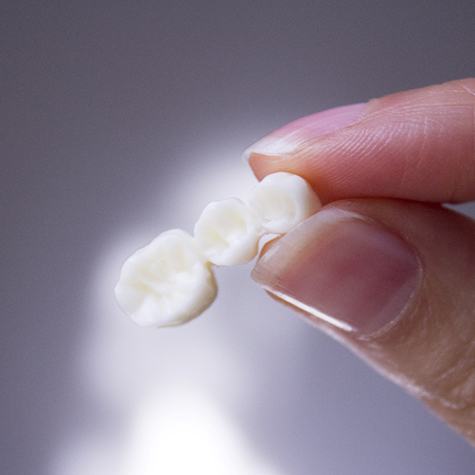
left=246, top=78, right=475, bottom=444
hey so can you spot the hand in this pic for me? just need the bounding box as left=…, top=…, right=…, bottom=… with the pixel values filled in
left=246, top=78, right=475, bottom=444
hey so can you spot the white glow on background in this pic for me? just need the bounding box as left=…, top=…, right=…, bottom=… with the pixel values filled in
left=79, top=231, right=255, bottom=410
left=49, top=157, right=289, bottom=474
left=52, top=386, right=282, bottom=475
left=120, top=387, right=281, bottom=475
left=173, top=153, right=259, bottom=227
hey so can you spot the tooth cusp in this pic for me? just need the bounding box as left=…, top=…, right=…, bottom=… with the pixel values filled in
left=249, top=172, right=321, bottom=234
left=193, top=198, right=262, bottom=266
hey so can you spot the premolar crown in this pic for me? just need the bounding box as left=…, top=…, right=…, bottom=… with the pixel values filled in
left=194, top=198, right=262, bottom=266
left=249, top=172, right=321, bottom=234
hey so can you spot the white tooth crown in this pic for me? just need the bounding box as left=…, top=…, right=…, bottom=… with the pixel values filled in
left=193, top=198, right=262, bottom=266
left=114, top=230, right=217, bottom=327
left=249, top=172, right=321, bottom=234
left=115, top=172, right=321, bottom=327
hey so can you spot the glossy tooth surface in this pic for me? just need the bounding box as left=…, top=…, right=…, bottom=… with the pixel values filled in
left=249, top=172, right=321, bottom=234
left=194, top=198, right=262, bottom=266
left=114, top=229, right=217, bottom=327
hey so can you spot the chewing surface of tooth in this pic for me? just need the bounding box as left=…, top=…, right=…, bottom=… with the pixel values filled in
left=249, top=172, right=321, bottom=234
left=114, top=229, right=217, bottom=327
left=194, top=198, right=262, bottom=266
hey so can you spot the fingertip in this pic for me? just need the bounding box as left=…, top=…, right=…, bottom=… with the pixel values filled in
left=244, top=78, right=475, bottom=204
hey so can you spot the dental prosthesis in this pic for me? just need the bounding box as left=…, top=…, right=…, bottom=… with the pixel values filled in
left=115, top=172, right=321, bottom=327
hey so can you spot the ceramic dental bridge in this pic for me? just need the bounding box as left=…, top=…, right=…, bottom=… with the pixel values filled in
left=115, top=172, right=321, bottom=327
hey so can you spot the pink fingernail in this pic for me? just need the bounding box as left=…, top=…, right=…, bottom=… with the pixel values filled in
left=243, top=103, right=366, bottom=160
left=252, top=209, right=421, bottom=335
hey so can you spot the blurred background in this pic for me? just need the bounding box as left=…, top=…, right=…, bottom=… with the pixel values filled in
left=2, top=1, right=475, bottom=474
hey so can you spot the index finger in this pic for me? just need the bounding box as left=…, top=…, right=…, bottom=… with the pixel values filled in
left=245, top=78, right=475, bottom=204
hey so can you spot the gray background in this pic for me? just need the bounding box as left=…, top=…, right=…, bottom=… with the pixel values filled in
left=2, top=1, right=475, bottom=474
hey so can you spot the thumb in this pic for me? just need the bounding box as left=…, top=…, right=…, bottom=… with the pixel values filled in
left=252, top=199, right=475, bottom=443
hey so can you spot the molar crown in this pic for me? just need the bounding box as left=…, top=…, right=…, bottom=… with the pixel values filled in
left=114, top=229, right=217, bottom=327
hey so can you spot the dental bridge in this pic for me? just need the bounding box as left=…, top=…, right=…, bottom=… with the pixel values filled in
left=115, top=172, right=321, bottom=327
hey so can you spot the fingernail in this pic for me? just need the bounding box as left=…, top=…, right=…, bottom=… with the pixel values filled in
left=252, top=209, right=421, bottom=335
left=242, top=103, right=366, bottom=161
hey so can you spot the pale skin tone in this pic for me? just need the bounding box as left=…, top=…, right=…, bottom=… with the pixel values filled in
left=247, top=78, right=475, bottom=444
